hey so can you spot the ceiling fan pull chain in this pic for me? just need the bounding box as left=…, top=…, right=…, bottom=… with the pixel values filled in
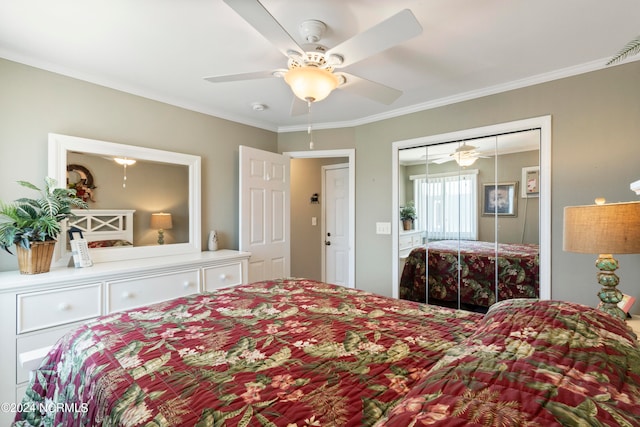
left=307, top=100, right=314, bottom=150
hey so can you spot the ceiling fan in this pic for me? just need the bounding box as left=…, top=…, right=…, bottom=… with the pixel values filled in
left=205, top=0, right=423, bottom=112
left=431, top=144, right=488, bottom=167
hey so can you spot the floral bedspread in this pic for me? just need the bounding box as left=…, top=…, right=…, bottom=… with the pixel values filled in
left=13, top=279, right=481, bottom=427
left=377, top=298, right=640, bottom=426
left=400, top=240, right=539, bottom=307
left=13, top=279, right=640, bottom=426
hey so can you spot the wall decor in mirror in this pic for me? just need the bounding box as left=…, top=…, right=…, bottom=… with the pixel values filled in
left=48, top=133, right=201, bottom=266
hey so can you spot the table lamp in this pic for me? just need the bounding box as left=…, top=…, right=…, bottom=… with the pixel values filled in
left=150, top=212, right=173, bottom=245
left=563, top=200, right=640, bottom=320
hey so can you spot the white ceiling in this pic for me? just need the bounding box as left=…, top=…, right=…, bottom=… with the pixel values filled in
left=1, top=0, right=639, bottom=133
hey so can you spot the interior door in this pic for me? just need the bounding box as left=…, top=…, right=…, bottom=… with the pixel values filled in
left=239, top=146, right=290, bottom=282
left=323, top=164, right=350, bottom=286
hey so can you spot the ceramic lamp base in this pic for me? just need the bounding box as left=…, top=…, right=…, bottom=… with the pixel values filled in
left=595, top=254, right=626, bottom=320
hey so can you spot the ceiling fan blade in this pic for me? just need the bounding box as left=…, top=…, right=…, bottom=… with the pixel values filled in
left=338, top=73, right=402, bottom=105
left=290, top=96, right=308, bottom=116
left=204, top=70, right=280, bottom=83
left=432, top=157, right=454, bottom=164
left=223, top=0, right=303, bottom=58
left=326, top=9, right=422, bottom=68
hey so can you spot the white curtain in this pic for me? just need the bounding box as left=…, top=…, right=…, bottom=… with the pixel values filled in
left=413, top=171, right=478, bottom=240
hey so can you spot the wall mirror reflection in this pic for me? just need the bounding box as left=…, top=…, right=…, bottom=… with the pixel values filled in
left=392, top=117, right=551, bottom=312
left=66, top=151, right=189, bottom=245
left=48, top=133, right=201, bottom=266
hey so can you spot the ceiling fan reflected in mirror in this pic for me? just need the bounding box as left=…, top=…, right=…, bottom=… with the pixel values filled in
left=205, top=0, right=422, bottom=109
left=430, top=144, right=488, bottom=167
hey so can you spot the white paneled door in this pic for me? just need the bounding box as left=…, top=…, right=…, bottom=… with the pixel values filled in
left=323, top=164, right=350, bottom=286
left=239, top=146, right=290, bottom=283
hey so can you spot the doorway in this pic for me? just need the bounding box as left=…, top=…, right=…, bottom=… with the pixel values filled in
left=323, top=164, right=350, bottom=286
left=286, top=149, right=355, bottom=288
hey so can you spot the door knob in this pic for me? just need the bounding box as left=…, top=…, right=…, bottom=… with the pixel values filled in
left=325, top=241, right=331, bottom=246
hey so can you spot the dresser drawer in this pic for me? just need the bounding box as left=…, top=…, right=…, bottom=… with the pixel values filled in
left=16, top=284, right=102, bottom=334
left=399, top=234, right=413, bottom=250
left=106, top=269, right=200, bottom=313
left=203, top=262, right=243, bottom=291
left=16, top=322, right=81, bottom=384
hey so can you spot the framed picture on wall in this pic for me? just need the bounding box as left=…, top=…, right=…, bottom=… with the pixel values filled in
left=521, top=166, right=540, bottom=198
left=482, top=182, right=518, bottom=216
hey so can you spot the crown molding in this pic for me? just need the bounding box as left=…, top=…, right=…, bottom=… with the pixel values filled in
left=277, top=57, right=625, bottom=133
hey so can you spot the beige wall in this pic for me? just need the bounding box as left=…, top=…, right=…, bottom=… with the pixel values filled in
left=278, top=61, right=640, bottom=313
left=0, top=58, right=277, bottom=271
left=2, top=57, right=639, bottom=314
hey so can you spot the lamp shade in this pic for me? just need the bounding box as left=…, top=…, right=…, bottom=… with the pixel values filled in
left=150, top=212, right=173, bottom=230
left=284, top=66, right=339, bottom=102
left=563, top=201, right=640, bottom=254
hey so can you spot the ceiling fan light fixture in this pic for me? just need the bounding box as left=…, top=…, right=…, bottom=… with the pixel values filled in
left=114, top=157, right=136, bottom=166
left=453, top=153, right=478, bottom=167
left=284, top=66, right=339, bottom=102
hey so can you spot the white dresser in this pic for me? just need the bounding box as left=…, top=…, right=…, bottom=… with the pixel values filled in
left=0, top=249, right=250, bottom=424
left=398, top=230, right=423, bottom=281
left=399, top=230, right=423, bottom=259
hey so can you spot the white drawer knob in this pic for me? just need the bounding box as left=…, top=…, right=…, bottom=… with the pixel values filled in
left=183, top=281, right=191, bottom=288
left=58, top=303, right=71, bottom=311
left=122, top=291, right=132, bottom=299
left=219, top=273, right=227, bottom=281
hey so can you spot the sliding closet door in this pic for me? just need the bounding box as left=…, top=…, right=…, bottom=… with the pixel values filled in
left=490, top=132, right=541, bottom=305
left=397, top=129, right=542, bottom=311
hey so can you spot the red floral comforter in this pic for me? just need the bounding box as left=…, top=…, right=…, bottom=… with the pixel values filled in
left=13, top=279, right=640, bottom=426
left=377, top=298, right=640, bottom=426
left=400, top=240, right=539, bottom=307
left=13, top=279, right=480, bottom=426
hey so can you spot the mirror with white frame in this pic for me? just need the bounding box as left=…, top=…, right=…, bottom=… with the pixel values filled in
left=392, top=116, right=551, bottom=311
left=48, top=133, right=201, bottom=265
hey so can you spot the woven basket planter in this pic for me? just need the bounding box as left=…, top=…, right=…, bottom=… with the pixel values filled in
left=15, top=240, right=56, bottom=274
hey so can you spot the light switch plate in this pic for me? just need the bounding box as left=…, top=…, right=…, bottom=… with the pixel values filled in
left=376, top=222, right=391, bottom=235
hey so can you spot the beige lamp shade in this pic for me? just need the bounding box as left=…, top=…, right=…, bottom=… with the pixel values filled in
left=563, top=201, right=640, bottom=254
left=150, top=212, right=173, bottom=230
left=284, top=66, right=339, bottom=102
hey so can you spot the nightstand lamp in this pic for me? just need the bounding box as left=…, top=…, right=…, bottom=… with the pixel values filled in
left=563, top=200, right=640, bottom=320
left=150, top=212, right=172, bottom=245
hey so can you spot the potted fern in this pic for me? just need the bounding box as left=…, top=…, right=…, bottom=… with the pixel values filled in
left=400, top=201, right=417, bottom=231
left=0, top=177, right=88, bottom=274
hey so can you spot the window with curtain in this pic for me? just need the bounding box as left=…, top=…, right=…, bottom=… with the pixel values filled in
left=412, top=171, right=478, bottom=240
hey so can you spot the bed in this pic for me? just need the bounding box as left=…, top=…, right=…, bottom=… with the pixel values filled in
left=400, top=240, right=539, bottom=310
left=12, top=278, right=640, bottom=426
left=64, top=209, right=135, bottom=249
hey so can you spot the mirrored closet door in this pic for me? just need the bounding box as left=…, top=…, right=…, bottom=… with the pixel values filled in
left=392, top=117, right=551, bottom=312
